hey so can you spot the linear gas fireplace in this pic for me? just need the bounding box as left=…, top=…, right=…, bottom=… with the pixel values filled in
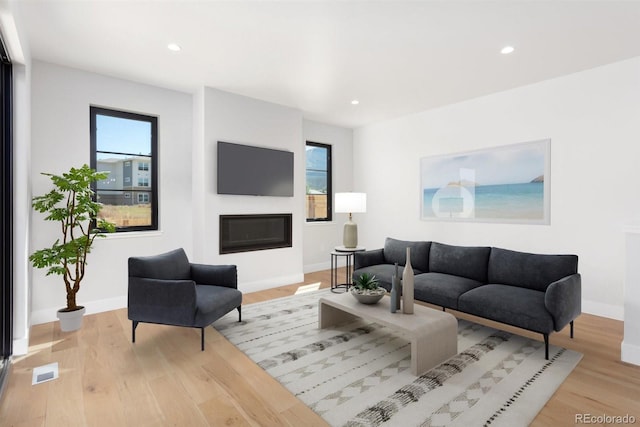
left=220, top=214, right=292, bottom=254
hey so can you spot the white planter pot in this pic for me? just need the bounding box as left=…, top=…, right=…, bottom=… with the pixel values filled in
left=56, top=306, right=86, bottom=332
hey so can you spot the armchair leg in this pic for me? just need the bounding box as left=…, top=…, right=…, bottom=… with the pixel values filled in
left=132, top=321, right=139, bottom=343
left=237, top=306, right=242, bottom=322
left=201, top=327, right=205, bottom=351
left=570, top=321, right=574, bottom=339
left=543, top=333, right=549, bottom=360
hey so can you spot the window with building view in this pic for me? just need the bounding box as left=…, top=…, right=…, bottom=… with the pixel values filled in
left=306, top=141, right=332, bottom=221
left=90, top=107, right=158, bottom=231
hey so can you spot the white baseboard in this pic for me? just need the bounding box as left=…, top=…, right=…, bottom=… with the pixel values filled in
left=621, top=341, right=640, bottom=366
left=31, top=295, right=127, bottom=326
left=304, top=261, right=331, bottom=273
left=581, top=300, right=624, bottom=321
left=12, top=336, right=29, bottom=356
left=239, top=273, right=306, bottom=294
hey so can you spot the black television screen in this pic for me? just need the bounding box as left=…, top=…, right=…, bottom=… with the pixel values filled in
left=217, top=141, right=294, bottom=197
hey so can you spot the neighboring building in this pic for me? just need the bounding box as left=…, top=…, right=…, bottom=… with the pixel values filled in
left=96, top=156, right=152, bottom=206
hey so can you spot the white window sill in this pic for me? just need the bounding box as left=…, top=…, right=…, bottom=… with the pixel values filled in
left=103, top=230, right=163, bottom=240
left=305, top=221, right=336, bottom=227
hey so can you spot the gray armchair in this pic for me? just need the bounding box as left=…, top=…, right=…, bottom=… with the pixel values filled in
left=128, top=248, right=242, bottom=350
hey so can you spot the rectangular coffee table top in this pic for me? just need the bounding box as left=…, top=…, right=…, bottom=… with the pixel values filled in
left=318, top=292, right=455, bottom=336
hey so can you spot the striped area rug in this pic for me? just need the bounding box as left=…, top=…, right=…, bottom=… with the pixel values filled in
left=214, top=289, right=582, bottom=427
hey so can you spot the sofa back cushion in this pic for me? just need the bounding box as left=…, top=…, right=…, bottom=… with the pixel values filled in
left=383, top=238, right=430, bottom=272
left=429, top=242, right=491, bottom=282
left=488, top=247, right=578, bottom=292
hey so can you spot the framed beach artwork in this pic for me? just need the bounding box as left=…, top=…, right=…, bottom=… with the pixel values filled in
left=420, top=139, right=550, bottom=224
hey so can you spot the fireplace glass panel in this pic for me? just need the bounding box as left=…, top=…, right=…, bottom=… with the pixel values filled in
left=220, top=214, right=292, bottom=254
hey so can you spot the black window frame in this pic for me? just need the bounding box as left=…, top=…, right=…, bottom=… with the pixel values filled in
left=90, top=106, right=158, bottom=232
left=0, top=30, right=13, bottom=374
left=305, top=141, right=332, bottom=222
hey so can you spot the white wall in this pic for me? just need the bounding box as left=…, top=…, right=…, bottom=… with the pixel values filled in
left=354, top=57, right=640, bottom=320
left=30, top=61, right=193, bottom=324
left=193, top=87, right=304, bottom=292
left=12, top=63, right=30, bottom=354
left=303, top=119, right=354, bottom=272
left=623, top=229, right=640, bottom=365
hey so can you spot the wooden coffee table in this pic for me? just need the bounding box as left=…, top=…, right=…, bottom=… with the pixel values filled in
left=319, top=292, right=457, bottom=376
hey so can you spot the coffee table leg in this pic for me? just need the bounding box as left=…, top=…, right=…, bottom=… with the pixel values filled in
left=319, top=301, right=358, bottom=329
left=411, top=321, right=457, bottom=376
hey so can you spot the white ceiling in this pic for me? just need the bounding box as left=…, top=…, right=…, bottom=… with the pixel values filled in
left=12, top=1, right=640, bottom=128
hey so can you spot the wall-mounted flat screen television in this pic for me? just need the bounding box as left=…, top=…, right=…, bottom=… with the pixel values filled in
left=217, top=141, right=294, bottom=197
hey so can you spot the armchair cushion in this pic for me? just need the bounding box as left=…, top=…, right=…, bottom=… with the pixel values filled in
left=194, top=285, right=243, bottom=327
left=191, top=263, right=237, bottom=288
left=128, top=248, right=191, bottom=280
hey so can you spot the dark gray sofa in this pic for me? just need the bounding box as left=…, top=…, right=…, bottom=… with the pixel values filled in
left=353, top=238, right=581, bottom=359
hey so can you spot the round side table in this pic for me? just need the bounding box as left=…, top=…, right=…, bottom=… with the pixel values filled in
left=330, top=246, right=365, bottom=293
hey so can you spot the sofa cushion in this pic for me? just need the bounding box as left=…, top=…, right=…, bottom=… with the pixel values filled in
left=353, top=264, right=422, bottom=292
left=429, top=242, right=490, bottom=283
left=414, top=272, right=483, bottom=310
left=383, top=238, right=430, bottom=272
left=488, top=247, right=578, bottom=292
left=458, top=284, right=555, bottom=334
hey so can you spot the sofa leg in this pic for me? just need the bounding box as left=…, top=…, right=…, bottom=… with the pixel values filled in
left=132, top=321, right=138, bottom=343
left=543, top=333, right=549, bottom=360
left=570, top=321, right=574, bottom=339
left=442, top=307, right=445, bottom=312
left=237, top=306, right=242, bottom=322
left=201, top=327, right=205, bottom=351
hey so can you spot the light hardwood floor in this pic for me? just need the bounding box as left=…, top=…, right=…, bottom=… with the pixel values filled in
left=1, top=269, right=639, bottom=426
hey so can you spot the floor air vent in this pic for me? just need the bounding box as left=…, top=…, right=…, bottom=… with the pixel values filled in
left=32, top=362, right=59, bottom=385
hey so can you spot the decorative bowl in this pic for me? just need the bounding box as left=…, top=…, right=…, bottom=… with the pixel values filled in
left=350, top=287, right=386, bottom=304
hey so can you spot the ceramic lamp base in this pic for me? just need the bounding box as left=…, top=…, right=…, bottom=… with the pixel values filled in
left=343, top=221, right=358, bottom=248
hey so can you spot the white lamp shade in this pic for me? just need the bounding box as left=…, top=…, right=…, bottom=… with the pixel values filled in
left=335, top=192, right=367, bottom=213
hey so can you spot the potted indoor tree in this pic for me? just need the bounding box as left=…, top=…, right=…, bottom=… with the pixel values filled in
left=350, top=272, right=386, bottom=304
left=29, top=164, right=116, bottom=331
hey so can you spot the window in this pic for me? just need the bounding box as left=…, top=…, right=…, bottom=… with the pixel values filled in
left=305, top=141, right=332, bottom=221
left=90, top=107, right=158, bottom=231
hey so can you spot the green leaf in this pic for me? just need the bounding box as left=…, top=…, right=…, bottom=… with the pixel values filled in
left=354, top=273, right=380, bottom=291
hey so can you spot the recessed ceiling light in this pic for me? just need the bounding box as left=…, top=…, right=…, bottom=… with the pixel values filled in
left=351, top=99, right=360, bottom=105
left=167, top=43, right=182, bottom=52
left=501, top=46, right=515, bottom=55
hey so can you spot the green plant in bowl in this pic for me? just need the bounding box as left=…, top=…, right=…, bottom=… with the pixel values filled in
left=351, top=273, right=386, bottom=304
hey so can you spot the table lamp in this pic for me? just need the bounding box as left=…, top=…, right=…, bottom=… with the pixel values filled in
left=335, top=192, right=367, bottom=248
